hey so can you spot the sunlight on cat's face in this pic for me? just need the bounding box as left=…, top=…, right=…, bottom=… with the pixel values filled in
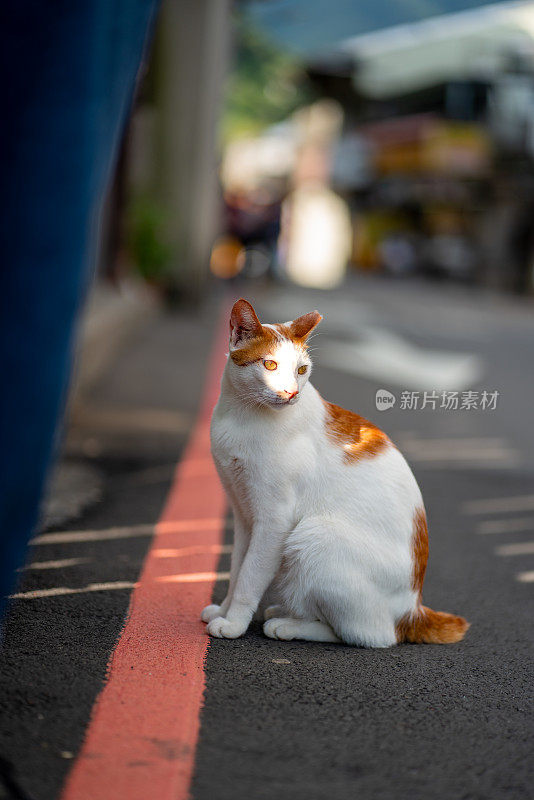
left=230, top=337, right=312, bottom=409
left=227, top=299, right=321, bottom=410
left=252, top=339, right=311, bottom=408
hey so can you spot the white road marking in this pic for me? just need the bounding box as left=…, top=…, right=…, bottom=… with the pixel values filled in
left=31, top=518, right=226, bottom=545
left=477, top=518, right=534, bottom=534
left=22, top=558, right=90, bottom=570
left=31, top=525, right=154, bottom=545
left=13, top=567, right=232, bottom=599
left=10, top=582, right=136, bottom=600
left=399, top=436, right=519, bottom=466
left=495, top=541, right=534, bottom=556
left=463, top=495, right=534, bottom=515
left=516, top=571, right=534, bottom=583
left=319, top=328, right=482, bottom=391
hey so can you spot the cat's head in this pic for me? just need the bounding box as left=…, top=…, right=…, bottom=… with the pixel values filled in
left=227, top=299, right=322, bottom=409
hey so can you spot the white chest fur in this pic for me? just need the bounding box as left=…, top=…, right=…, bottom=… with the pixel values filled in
left=212, top=380, right=327, bottom=517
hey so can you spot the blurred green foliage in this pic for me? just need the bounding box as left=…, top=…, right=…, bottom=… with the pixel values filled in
left=222, top=16, right=312, bottom=142
left=127, top=196, right=171, bottom=283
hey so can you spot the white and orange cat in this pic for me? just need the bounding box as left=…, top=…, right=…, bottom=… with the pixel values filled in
left=202, top=299, right=469, bottom=648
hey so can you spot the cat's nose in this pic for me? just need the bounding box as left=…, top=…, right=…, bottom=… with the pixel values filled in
left=278, top=386, right=299, bottom=401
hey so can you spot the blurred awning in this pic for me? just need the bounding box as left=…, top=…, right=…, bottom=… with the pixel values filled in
left=245, top=0, right=529, bottom=54
left=246, top=0, right=534, bottom=96
left=341, top=1, right=534, bottom=96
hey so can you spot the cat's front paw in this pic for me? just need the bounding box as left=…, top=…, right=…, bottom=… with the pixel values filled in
left=206, top=617, right=246, bottom=639
left=201, top=604, right=223, bottom=623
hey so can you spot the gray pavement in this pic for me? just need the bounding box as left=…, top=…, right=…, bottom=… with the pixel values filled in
left=0, top=303, right=219, bottom=800
left=192, top=275, right=534, bottom=800
left=1, top=276, right=533, bottom=800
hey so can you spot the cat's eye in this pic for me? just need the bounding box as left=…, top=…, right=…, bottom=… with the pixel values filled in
left=297, top=365, right=308, bottom=375
left=264, top=359, right=278, bottom=371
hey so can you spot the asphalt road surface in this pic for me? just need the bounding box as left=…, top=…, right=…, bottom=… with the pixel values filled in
left=1, top=276, right=533, bottom=800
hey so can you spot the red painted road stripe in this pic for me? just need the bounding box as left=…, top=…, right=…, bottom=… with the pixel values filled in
left=61, top=309, right=229, bottom=800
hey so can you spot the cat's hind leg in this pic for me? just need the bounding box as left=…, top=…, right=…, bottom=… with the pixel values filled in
left=323, top=596, right=398, bottom=648
left=263, top=617, right=340, bottom=643
left=263, top=604, right=285, bottom=621
left=282, top=515, right=400, bottom=648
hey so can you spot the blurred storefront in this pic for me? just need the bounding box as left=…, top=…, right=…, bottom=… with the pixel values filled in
left=331, top=2, right=534, bottom=292
left=91, top=0, right=534, bottom=297
left=216, top=0, right=534, bottom=294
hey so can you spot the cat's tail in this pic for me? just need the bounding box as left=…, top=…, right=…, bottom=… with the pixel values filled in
left=397, top=605, right=470, bottom=644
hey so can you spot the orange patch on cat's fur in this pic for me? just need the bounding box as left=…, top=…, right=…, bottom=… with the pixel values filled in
left=230, top=326, right=280, bottom=367
left=323, top=401, right=390, bottom=463
left=395, top=508, right=469, bottom=644
left=412, top=507, right=429, bottom=596
left=396, top=605, right=469, bottom=644
left=230, top=312, right=320, bottom=367
left=274, top=310, right=322, bottom=344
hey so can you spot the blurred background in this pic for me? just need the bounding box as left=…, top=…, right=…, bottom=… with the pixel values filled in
left=2, top=3, right=534, bottom=798
left=98, top=0, right=534, bottom=298
left=17, top=0, right=534, bottom=593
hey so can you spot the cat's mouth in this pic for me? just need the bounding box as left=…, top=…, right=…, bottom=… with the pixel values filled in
left=270, top=396, right=299, bottom=408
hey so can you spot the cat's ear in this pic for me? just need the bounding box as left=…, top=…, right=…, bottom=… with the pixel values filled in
left=289, top=310, right=323, bottom=340
left=229, top=299, right=263, bottom=349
